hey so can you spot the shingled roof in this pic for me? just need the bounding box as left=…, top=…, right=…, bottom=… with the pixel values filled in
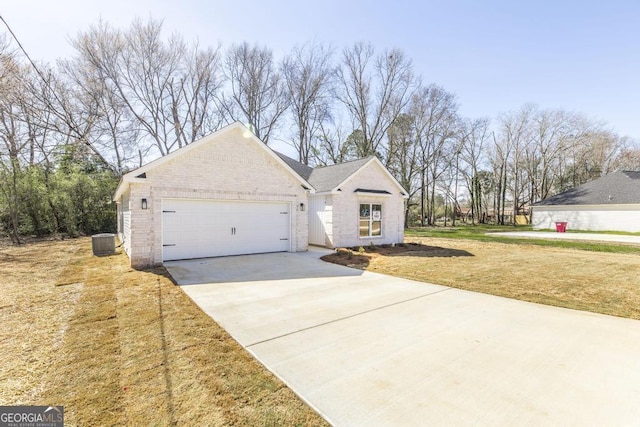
left=275, top=152, right=314, bottom=181
left=535, top=171, right=640, bottom=206
left=275, top=152, right=374, bottom=192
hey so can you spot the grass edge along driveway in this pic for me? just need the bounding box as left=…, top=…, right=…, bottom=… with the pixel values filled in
left=0, top=238, right=328, bottom=427
left=323, top=228, right=640, bottom=321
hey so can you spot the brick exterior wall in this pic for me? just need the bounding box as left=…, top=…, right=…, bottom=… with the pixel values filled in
left=124, top=126, right=309, bottom=268
left=330, top=161, right=405, bottom=248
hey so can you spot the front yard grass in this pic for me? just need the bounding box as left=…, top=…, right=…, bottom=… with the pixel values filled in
left=407, top=225, right=640, bottom=254
left=0, top=238, right=328, bottom=426
left=322, top=236, right=640, bottom=320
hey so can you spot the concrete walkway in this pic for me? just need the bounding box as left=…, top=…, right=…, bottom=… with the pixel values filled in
left=487, top=231, right=640, bottom=245
left=166, top=251, right=640, bottom=426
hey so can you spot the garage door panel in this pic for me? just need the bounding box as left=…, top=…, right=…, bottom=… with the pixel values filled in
left=162, top=199, right=290, bottom=261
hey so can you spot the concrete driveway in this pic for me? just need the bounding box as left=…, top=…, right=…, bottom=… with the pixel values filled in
left=166, top=250, right=640, bottom=426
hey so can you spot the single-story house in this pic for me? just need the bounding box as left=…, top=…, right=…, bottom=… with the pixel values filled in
left=113, top=122, right=408, bottom=267
left=532, top=170, right=640, bottom=232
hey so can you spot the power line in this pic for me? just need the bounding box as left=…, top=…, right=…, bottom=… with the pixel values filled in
left=0, top=15, right=55, bottom=99
left=0, top=14, right=115, bottom=172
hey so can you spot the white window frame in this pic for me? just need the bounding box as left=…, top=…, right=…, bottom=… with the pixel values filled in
left=359, top=203, right=382, bottom=238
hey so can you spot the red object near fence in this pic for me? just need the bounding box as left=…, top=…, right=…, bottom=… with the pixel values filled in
left=555, top=222, right=568, bottom=233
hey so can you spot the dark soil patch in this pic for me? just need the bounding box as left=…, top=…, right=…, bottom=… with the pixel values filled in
left=321, top=243, right=473, bottom=268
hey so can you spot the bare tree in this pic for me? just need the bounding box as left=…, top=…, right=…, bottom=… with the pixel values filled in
left=70, top=18, right=224, bottom=158
left=118, top=19, right=184, bottom=154
left=458, top=117, right=490, bottom=224
left=221, top=42, right=288, bottom=143
left=610, top=138, right=640, bottom=171
left=281, top=42, right=334, bottom=165
left=525, top=108, right=577, bottom=204
left=0, top=45, right=65, bottom=239
left=168, top=43, right=225, bottom=147
left=491, top=104, right=534, bottom=224
left=336, top=42, right=417, bottom=159
left=0, top=48, right=28, bottom=243
left=0, top=33, right=15, bottom=84
left=439, top=138, right=464, bottom=226
left=580, top=129, right=625, bottom=176
left=387, top=112, right=420, bottom=227
left=61, top=51, right=139, bottom=173
left=488, top=105, right=623, bottom=222
left=411, top=85, right=459, bottom=225
left=313, top=121, right=355, bottom=165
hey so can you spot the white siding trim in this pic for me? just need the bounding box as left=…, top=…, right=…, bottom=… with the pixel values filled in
left=309, top=195, right=333, bottom=246
left=118, top=191, right=132, bottom=257
left=532, top=204, right=640, bottom=232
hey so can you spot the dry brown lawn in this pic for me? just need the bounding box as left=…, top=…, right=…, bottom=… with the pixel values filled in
left=0, top=238, right=327, bottom=426
left=323, top=238, right=640, bottom=320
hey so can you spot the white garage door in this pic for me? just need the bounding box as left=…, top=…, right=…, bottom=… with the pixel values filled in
left=162, top=199, right=290, bottom=261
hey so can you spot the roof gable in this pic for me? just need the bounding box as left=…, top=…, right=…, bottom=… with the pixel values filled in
left=535, top=170, right=640, bottom=206
left=275, top=153, right=407, bottom=196
left=308, top=157, right=373, bottom=192
left=114, top=124, right=408, bottom=201
left=114, top=122, right=312, bottom=201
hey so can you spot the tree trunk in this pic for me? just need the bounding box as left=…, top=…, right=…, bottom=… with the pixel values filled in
left=8, top=157, right=22, bottom=244
left=420, top=169, right=426, bottom=226
left=429, top=178, right=436, bottom=226
left=443, top=198, right=448, bottom=227
left=469, top=182, right=476, bottom=226
left=404, top=201, right=410, bottom=229
left=452, top=155, right=459, bottom=226
left=477, top=176, right=483, bottom=224
left=500, top=177, right=505, bottom=225
left=494, top=167, right=501, bottom=225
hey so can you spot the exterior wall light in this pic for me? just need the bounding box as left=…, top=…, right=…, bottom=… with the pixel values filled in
left=299, top=202, right=305, bottom=212
left=141, top=198, right=148, bottom=210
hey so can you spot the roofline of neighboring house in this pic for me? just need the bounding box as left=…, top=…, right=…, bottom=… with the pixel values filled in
left=532, top=203, right=640, bottom=210
left=531, top=170, right=640, bottom=207
left=330, top=156, right=409, bottom=198
left=113, top=122, right=314, bottom=201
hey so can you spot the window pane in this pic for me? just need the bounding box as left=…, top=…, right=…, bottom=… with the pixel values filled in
left=359, top=220, right=370, bottom=237
left=371, top=221, right=381, bottom=236
left=360, top=204, right=370, bottom=219
left=372, top=204, right=382, bottom=221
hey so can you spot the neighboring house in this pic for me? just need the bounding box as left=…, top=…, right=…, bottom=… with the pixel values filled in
left=532, top=170, right=640, bottom=232
left=113, top=122, right=407, bottom=267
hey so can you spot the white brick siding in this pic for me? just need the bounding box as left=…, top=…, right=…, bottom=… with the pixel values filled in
left=322, top=161, right=405, bottom=249
left=115, top=123, right=407, bottom=267
left=124, top=125, right=309, bottom=267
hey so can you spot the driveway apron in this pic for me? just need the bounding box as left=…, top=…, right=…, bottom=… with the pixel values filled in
left=166, top=251, right=640, bottom=426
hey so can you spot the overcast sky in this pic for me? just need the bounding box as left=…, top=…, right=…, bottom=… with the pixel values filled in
left=3, top=0, right=640, bottom=141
